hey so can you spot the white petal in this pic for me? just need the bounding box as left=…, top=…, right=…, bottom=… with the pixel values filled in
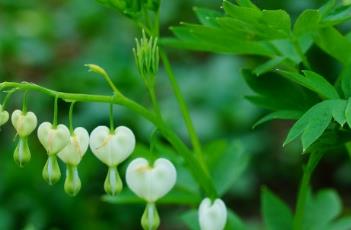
left=89, top=125, right=135, bottom=166
left=37, top=122, right=70, bottom=154
left=11, top=110, right=37, bottom=137
left=126, top=157, right=177, bottom=202
left=58, top=127, right=89, bottom=165
left=199, top=198, right=227, bottom=230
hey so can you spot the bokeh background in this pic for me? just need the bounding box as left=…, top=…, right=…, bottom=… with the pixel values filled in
left=1, top=0, right=351, bottom=229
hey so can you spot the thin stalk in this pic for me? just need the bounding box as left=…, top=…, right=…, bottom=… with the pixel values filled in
left=293, top=151, right=323, bottom=230
left=68, top=101, right=76, bottom=134
left=53, top=96, right=59, bottom=128
left=109, top=103, right=115, bottom=132
left=160, top=50, right=207, bottom=172
left=22, top=90, right=28, bottom=113
left=2, top=88, right=19, bottom=109
left=0, top=81, right=217, bottom=198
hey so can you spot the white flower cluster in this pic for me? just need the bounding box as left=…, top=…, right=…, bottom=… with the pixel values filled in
left=0, top=105, right=228, bottom=230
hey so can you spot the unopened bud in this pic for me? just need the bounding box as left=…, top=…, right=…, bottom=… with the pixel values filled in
left=42, top=155, right=61, bottom=185
left=104, top=166, right=123, bottom=196
left=64, top=165, right=81, bottom=196
left=0, top=105, right=9, bottom=126
left=13, top=137, right=31, bottom=167
left=141, top=203, right=160, bottom=230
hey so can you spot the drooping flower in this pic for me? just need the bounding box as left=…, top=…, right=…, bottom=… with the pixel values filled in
left=0, top=105, right=9, bottom=127
left=198, top=198, right=227, bottom=230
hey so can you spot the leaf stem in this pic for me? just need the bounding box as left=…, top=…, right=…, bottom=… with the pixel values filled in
left=291, top=36, right=312, bottom=70
left=293, top=151, right=323, bottom=230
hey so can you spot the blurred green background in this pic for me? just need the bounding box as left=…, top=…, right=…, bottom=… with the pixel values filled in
left=1, top=0, right=351, bottom=229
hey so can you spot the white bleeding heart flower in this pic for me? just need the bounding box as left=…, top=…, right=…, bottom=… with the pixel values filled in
left=11, top=110, right=38, bottom=137
left=37, top=122, right=70, bottom=155
left=126, top=157, right=177, bottom=203
left=89, top=126, right=135, bottom=167
left=198, top=198, right=227, bottom=230
left=58, top=127, right=89, bottom=165
left=0, top=105, right=9, bottom=126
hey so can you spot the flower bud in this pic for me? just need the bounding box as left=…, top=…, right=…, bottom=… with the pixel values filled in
left=64, top=165, right=81, bottom=196
left=198, top=198, right=227, bottom=230
left=37, top=122, right=70, bottom=155
left=0, top=105, right=9, bottom=126
left=141, top=203, right=160, bottom=230
left=13, top=137, right=31, bottom=167
left=89, top=126, right=135, bottom=167
left=58, top=127, right=89, bottom=166
left=104, top=166, right=123, bottom=196
left=11, top=110, right=37, bottom=137
left=126, top=157, right=177, bottom=203
left=42, top=155, right=61, bottom=185
left=133, top=31, right=159, bottom=85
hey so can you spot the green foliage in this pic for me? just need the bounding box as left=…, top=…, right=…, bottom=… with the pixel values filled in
left=262, top=188, right=293, bottom=230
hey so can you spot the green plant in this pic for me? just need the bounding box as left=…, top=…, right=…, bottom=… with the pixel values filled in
left=3, top=0, right=351, bottom=229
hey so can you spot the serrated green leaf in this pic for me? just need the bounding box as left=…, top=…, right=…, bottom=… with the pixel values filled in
left=283, top=100, right=333, bottom=150
left=235, top=0, right=258, bottom=9
left=314, top=27, right=351, bottom=64
left=262, top=188, right=293, bottom=230
left=303, top=189, right=342, bottom=230
left=223, top=1, right=262, bottom=23
left=321, top=5, right=351, bottom=27
left=331, top=100, right=347, bottom=126
left=294, top=10, right=320, bottom=35
left=261, top=9, right=291, bottom=35
left=194, top=7, right=222, bottom=26
left=345, top=98, right=351, bottom=127
left=253, top=56, right=286, bottom=76
left=277, top=70, right=339, bottom=99
left=205, top=140, right=249, bottom=195
left=253, top=110, right=303, bottom=128
left=339, top=65, right=351, bottom=98
left=328, top=217, right=351, bottom=230
left=319, top=0, right=336, bottom=17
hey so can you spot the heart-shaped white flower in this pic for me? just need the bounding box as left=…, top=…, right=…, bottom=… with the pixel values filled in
left=126, top=158, right=177, bottom=203
left=37, top=122, right=70, bottom=155
left=89, top=126, right=135, bottom=167
left=11, top=110, right=38, bottom=137
left=198, top=198, right=227, bottom=230
left=0, top=105, right=9, bottom=126
left=58, top=127, right=89, bottom=165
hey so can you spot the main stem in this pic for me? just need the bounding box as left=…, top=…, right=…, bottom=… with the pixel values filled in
left=160, top=50, right=208, bottom=173
left=0, top=81, right=217, bottom=197
left=293, top=151, right=323, bottom=230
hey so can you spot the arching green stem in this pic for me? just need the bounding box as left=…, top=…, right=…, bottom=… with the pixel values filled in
left=2, top=88, right=19, bottom=109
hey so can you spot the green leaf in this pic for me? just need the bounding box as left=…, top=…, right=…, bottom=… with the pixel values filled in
left=303, top=189, right=342, bottom=230
left=252, top=56, right=286, bottom=76
left=243, top=70, right=316, bottom=111
left=321, top=5, right=351, bottom=27
left=328, top=217, right=351, bottom=230
left=205, top=140, right=249, bottom=195
left=277, top=70, right=339, bottom=99
left=284, top=100, right=334, bottom=151
left=253, top=110, right=303, bottom=128
left=314, top=27, right=351, bottom=64
left=223, top=1, right=262, bottom=23
left=262, top=188, right=293, bottom=230
left=345, top=98, right=351, bottom=128
left=181, top=209, right=247, bottom=230
left=319, top=0, right=336, bottom=17
left=235, top=0, right=258, bottom=9
left=193, top=7, right=222, bottom=26
left=338, top=65, right=351, bottom=98
left=293, top=10, right=320, bottom=35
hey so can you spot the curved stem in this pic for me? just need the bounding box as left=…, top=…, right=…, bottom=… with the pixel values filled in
left=2, top=88, right=19, bottom=109
left=0, top=81, right=217, bottom=198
